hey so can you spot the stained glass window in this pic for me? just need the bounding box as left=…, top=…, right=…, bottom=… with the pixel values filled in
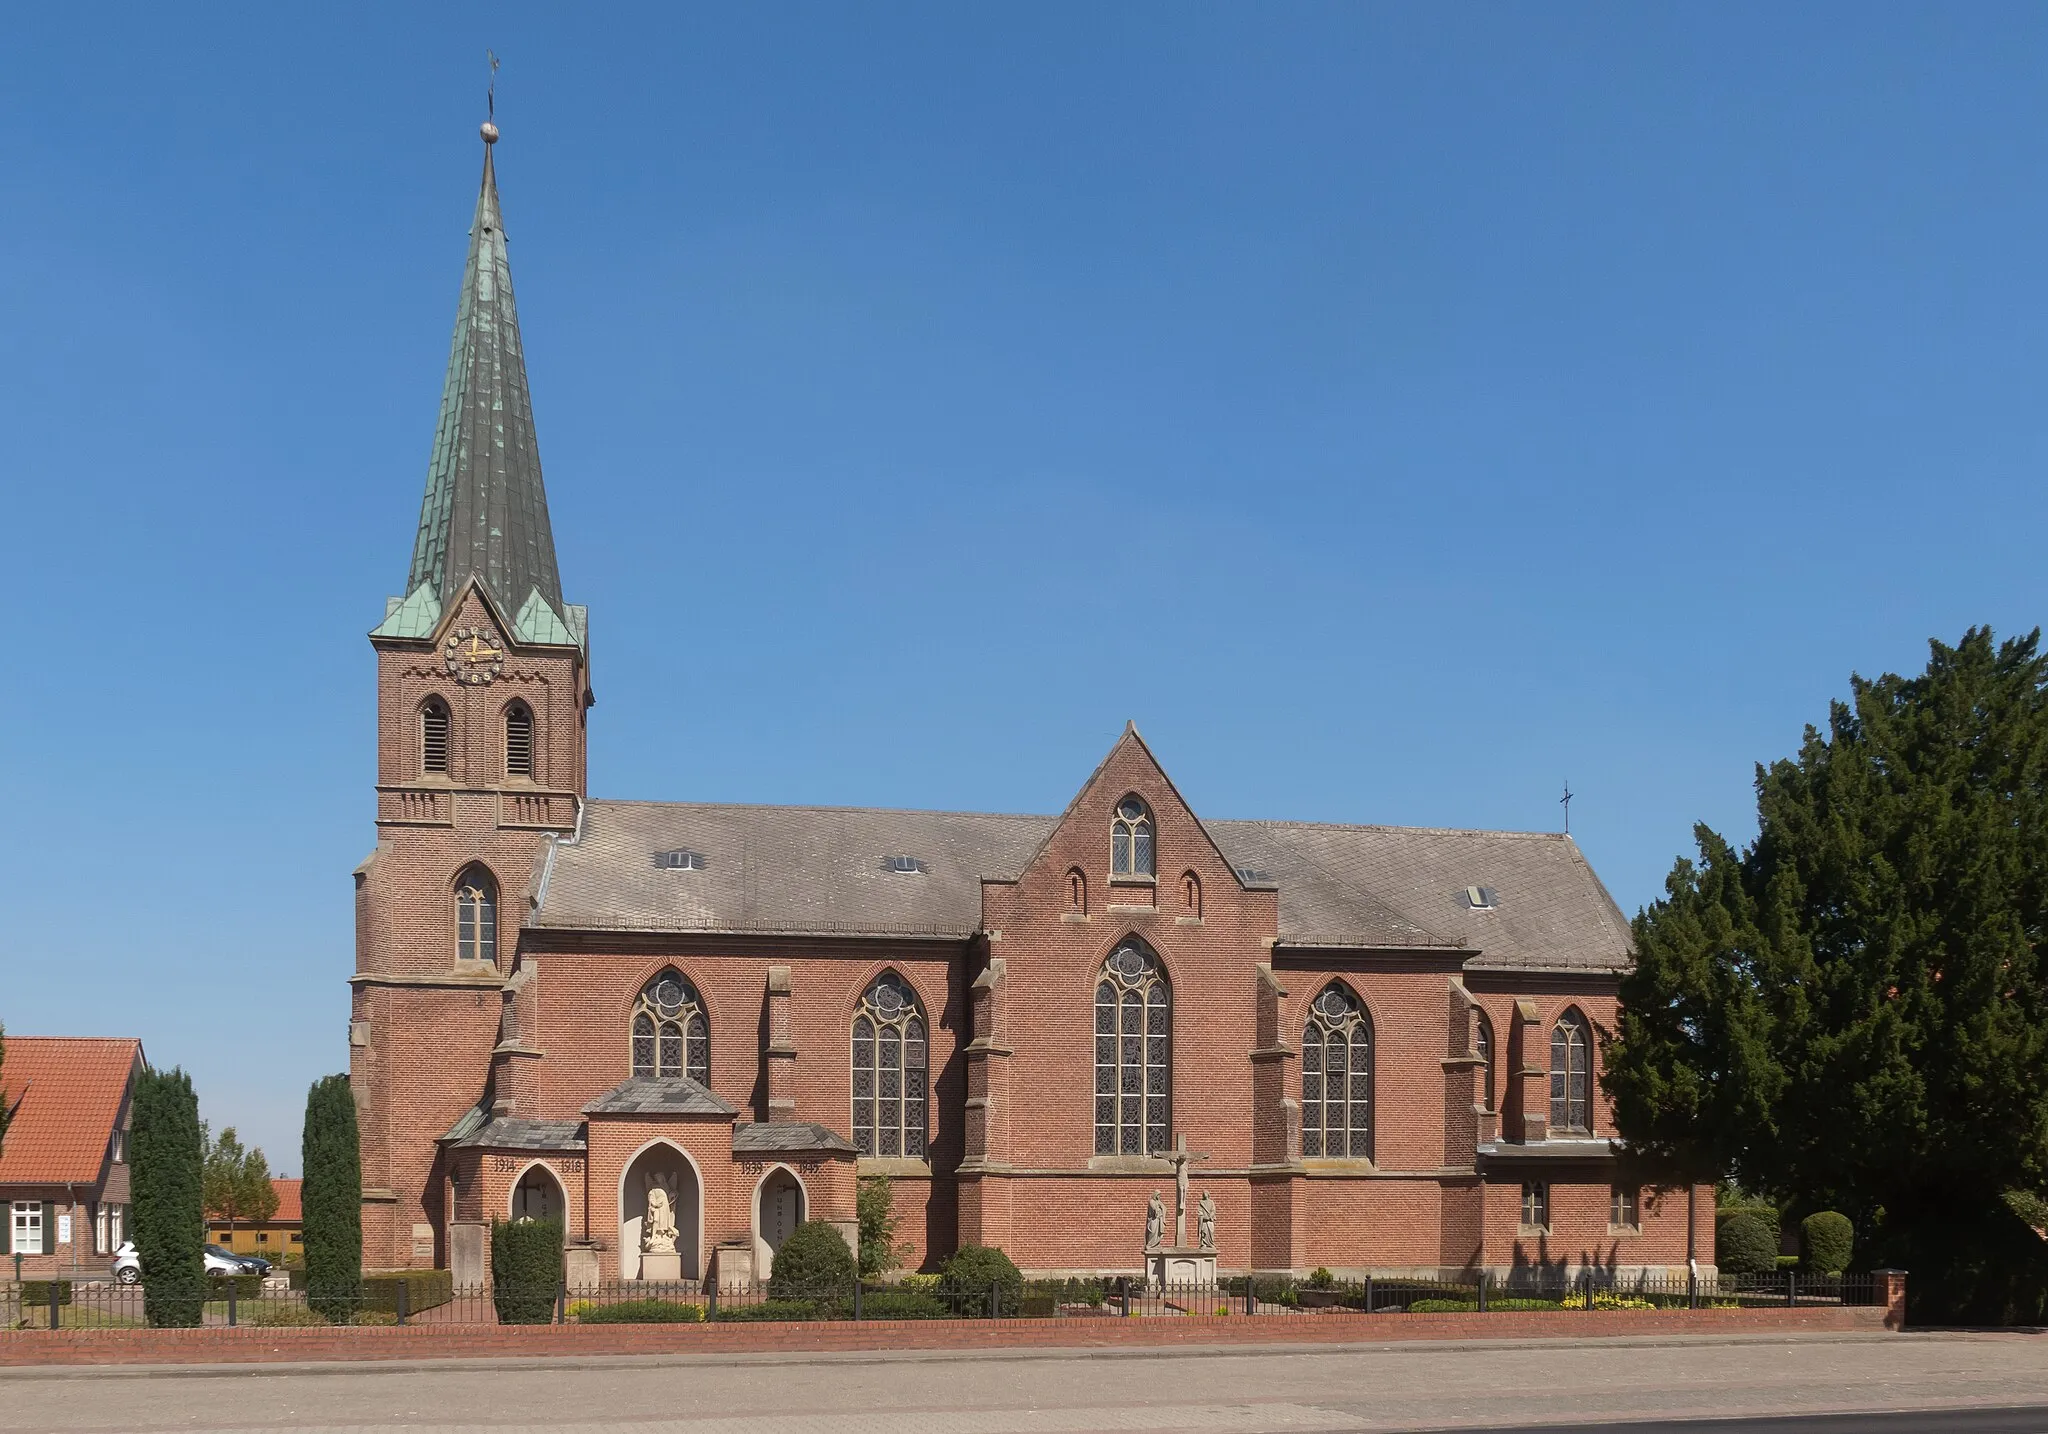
left=1111, top=797, right=1155, bottom=878
left=1549, top=1010, right=1591, bottom=1133
left=853, top=974, right=928, bottom=1159
left=1094, top=939, right=1170, bottom=1155
left=1301, top=982, right=1373, bottom=1159
left=630, top=970, right=710, bottom=1086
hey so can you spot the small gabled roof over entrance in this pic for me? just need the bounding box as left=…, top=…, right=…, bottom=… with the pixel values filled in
left=583, top=1076, right=737, bottom=1118
left=731, top=1122, right=856, bottom=1157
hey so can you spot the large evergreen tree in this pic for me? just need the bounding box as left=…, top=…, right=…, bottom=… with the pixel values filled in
left=131, top=1068, right=205, bottom=1327
left=1608, top=629, right=2048, bottom=1320
left=301, top=1074, right=362, bottom=1323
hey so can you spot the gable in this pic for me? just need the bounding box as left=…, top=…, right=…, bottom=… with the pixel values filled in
left=0, top=1037, right=141, bottom=1186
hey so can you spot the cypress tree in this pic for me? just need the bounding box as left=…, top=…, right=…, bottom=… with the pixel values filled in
left=301, top=1074, right=362, bottom=1323
left=1610, top=628, right=2048, bottom=1321
left=131, top=1068, right=205, bottom=1327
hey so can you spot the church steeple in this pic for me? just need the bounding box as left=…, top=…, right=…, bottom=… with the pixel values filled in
left=387, top=122, right=570, bottom=640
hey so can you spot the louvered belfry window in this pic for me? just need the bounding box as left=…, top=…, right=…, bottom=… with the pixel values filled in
left=631, top=971, right=709, bottom=1085
left=1094, top=939, right=1170, bottom=1155
left=1550, top=1010, right=1592, bottom=1133
left=421, top=699, right=451, bottom=775
left=1301, top=983, right=1373, bottom=1159
left=852, top=974, right=928, bottom=1159
left=455, top=866, right=496, bottom=964
left=504, top=703, right=533, bottom=778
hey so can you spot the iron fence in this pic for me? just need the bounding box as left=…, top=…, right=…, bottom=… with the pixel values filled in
left=0, top=1269, right=1882, bottom=1331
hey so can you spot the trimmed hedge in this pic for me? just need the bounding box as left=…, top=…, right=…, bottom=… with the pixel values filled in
left=21, top=1280, right=73, bottom=1307
left=940, top=1244, right=1023, bottom=1317
left=860, top=1289, right=952, bottom=1319
left=1410, top=1297, right=1561, bottom=1313
left=1800, top=1211, right=1854, bottom=1276
left=364, top=1268, right=455, bottom=1315
left=768, top=1220, right=856, bottom=1300
left=491, top=1217, right=563, bottom=1324
left=1716, top=1210, right=1778, bottom=1276
left=206, top=1274, right=264, bottom=1302
left=579, top=1298, right=705, bottom=1324
left=714, top=1298, right=827, bottom=1322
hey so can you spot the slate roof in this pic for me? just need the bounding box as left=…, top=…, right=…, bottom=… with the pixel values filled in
left=731, top=1122, right=857, bottom=1156
left=0, top=1037, right=141, bottom=1187
left=442, top=1111, right=588, bottom=1152
left=582, top=1076, right=737, bottom=1118
left=532, top=800, right=1633, bottom=973
left=400, top=131, right=567, bottom=628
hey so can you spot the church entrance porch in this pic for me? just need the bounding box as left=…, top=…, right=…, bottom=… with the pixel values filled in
left=754, top=1166, right=806, bottom=1279
left=619, top=1142, right=701, bottom=1282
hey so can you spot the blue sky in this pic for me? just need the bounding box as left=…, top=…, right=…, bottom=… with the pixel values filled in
left=4, top=4, right=2046, bottom=1168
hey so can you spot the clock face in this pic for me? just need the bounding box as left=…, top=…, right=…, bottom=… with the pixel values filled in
left=443, top=627, right=505, bottom=685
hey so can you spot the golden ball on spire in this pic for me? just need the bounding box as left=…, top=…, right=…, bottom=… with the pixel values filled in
left=480, top=121, right=499, bottom=144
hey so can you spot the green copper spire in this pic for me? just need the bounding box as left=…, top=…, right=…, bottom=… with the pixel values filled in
left=404, top=125, right=565, bottom=623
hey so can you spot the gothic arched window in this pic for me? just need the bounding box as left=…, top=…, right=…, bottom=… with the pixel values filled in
left=1301, top=983, right=1373, bottom=1159
left=1094, top=939, right=1170, bottom=1155
left=1475, top=1010, right=1495, bottom=1113
left=1111, top=797, right=1155, bottom=878
left=632, top=970, right=709, bottom=1085
left=455, top=865, right=497, bottom=964
left=504, top=701, right=534, bottom=778
left=852, top=973, right=928, bottom=1159
left=421, top=698, right=451, bottom=775
left=1550, top=1009, right=1592, bottom=1133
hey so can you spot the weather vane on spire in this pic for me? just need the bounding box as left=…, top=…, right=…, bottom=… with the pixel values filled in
left=482, top=50, right=500, bottom=144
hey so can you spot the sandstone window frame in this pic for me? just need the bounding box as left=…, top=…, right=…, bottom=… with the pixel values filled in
left=454, top=864, right=498, bottom=965
left=1474, top=1010, right=1495, bottom=1113
left=1520, top=1180, right=1550, bottom=1233
left=1094, top=937, right=1171, bottom=1156
left=1301, top=981, right=1374, bottom=1160
left=851, top=971, right=928, bottom=1160
left=1110, top=796, right=1155, bottom=880
left=1550, top=1008, right=1592, bottom=1134
left=1609, top=1183, right=1640, bottom=1233
left=631, top=969, right=710, bottom=1085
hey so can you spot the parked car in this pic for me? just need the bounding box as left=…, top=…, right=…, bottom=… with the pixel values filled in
left=111, top=1241, right=270, bottom=1284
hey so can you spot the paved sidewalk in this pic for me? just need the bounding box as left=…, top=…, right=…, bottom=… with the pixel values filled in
left=1, top=1331, right=2043, bottom=1433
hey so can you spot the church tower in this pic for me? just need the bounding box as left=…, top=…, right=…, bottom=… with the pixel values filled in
left=350, top=122, right=589, bottom=1270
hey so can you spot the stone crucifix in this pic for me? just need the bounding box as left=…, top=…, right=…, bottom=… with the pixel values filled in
left=1166, top=1134, right=1209, bottom=1248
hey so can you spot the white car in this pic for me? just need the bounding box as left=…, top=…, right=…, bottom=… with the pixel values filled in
left=111, top=1241, right=264, bottom=1285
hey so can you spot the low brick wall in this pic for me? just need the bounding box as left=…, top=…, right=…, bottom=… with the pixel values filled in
left=0, top=1304, right=1896, bottom=1368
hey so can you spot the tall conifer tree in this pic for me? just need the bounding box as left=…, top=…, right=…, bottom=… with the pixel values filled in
left=301, top=1074, right=362, bottom=1322
left=131, top=1068, right=205, bottom=1327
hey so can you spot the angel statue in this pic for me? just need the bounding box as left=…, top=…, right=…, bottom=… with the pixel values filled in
left=1197, top=1190, right=1216, bottom=1251
left=643, top=1178, right=680, bottom=1254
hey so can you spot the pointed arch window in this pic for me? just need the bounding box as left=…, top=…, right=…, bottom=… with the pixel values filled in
left=852, top=973, right=928, bottom=1159
left=1094, top=939, right=1170, bottom=1155
left=455, top=866, right=497, bottom=964
left=504, top=701, right=533, bottom=778
left=1111, top=797, right=1155, bottom=878
left=1550, top=1009, right=1591, bottom=1133
left=1474, top=1011, right=1495, bottom=1113
left=421, top=698, right=451, bottom=775
left=631, top=971, right=709, bottom=1084
left=1301, top=983, right=1373, bottom=1159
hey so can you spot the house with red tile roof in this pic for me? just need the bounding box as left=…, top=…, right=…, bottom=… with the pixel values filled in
left=208, top=1178, right=303, bottom=1261
left=0, top=1037, right=145, bottom=1278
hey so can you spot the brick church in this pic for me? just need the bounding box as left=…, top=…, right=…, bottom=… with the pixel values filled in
left=350, top=125, right=1710, bottom=1287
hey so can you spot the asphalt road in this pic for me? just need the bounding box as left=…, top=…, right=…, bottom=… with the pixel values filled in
left=4, top=1332, right=2047, bottom=1433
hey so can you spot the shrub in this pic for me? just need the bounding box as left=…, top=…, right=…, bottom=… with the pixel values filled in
left=301, top=1074, right=362, bottom=1325
left=857, top=1177, right=904, bottom=1277
left=1025, top=1276, right=1104, bottom=1307
left=860, top=1290, right=951, bottom=1319
left=21, top=1280, right=73, bottom=1308
left=491, top=1217, right=563, bottom=1324
left=133, top=1067, right=206, bottom=1328
left=940, top=1244, right=1023, bottom=1317
left=1410, top=1297, right=1561, bottom=1313
left=1716, top=1210, right=1778, bottom=1276
left=769, top=1220, right=856, bottom=1300
left=206, top=1274, right=264, bottom=1302
left=1306, top=1266, right=1336, bottom=1289
left=899, top=1271, right=942, bottom=1292
left=364, top=1268, right=455, bottom=1315
left=580, top=1298, right=705, bottom=1324
left=1800, top=1211, right=1854, bottom=1276
left=714, top=1298, right=827, bottom=1322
